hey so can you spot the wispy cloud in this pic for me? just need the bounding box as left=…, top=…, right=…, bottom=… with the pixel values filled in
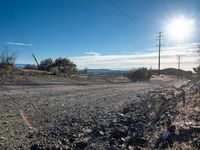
left=6, top=42, right=33, bottom=47
left=71, top=43, right=199, bottom=70
left=84, top=51, right=100, bottom=56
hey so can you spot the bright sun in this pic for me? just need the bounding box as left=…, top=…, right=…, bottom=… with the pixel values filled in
left=166, top=16, right=195, bottom=41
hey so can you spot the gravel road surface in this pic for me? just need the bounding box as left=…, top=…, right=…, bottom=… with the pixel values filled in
left=0, top=76, right=187, bottom=149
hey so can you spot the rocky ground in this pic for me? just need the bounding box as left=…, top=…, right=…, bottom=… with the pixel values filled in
left=0, top=72, right=199, bottom=150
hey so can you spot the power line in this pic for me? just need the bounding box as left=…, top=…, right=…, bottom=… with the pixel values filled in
left=108, top=0, right=153, bottom=34
left=107, top=0, right=150, bottom=35
left=0, top=0, right=28, bottom=43
left=3, top=0, right=28, bottom=43
left=87, top=0, right=140, bottom=36
left=0, top=0, right=38, bottom=65
left=117, top=0, right=156, bottom=33
left=87, top=0, right=152, bottom=46
left=0, top=2, right=22, bottom=42
left=105, top=0, right=154, bottom=44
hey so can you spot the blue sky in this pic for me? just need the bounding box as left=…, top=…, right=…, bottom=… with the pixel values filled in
left=0, top=0, right=199, bottom=70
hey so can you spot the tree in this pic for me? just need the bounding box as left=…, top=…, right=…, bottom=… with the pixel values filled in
left=38, top=57, right=77, bottom=74
left=39, top=58, right=53, bottom=71
left=54, top=58, right=77, bottom=74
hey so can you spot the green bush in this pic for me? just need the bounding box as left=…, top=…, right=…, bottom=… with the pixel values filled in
left=39, top=58, right=53, bottom=71
left=39, top=57, right=77, bottom=74
left=54, top=58, right=77, bottom=74
left=125, top=68, right=152, bottom=81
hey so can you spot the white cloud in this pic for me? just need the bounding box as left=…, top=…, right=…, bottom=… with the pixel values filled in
left=84, top=51, right=100, bottom=56
left=71, top=43, right=199, bottom=70
left=6, top=42, right=33, bottom=47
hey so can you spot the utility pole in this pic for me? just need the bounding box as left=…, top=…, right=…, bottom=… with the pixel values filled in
left=156, top=32, right=164, bottom=75
left=32, top=53, right=39, bottom=68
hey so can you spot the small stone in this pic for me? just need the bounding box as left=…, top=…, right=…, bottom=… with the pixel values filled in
left=0, top=137, right=7, bottom=140
left=122, top=107, right=130, bottom=114
left=2, top=121, right=8, bottom=125
left=121, top=144, right=126, bottom=149
left=118, top=113, right=126, bottom=118
left=58, top=140, right=62, bottom=145
left=63, top=145, right=70, bottom=150
left=99, top=131, right=104, bottom=135
left=121, top=138, right=126, bottom=142
left=128, top=145, right=134, bottom=150
left=113, top=119, right=117, bottom=123
left=61, top=139, right=70, bottom=145
left=85, top=129, right=92, bottom=134
left=83, top=137, right=90, bottom=142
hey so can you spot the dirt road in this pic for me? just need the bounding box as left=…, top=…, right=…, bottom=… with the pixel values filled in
left=0, top=76, right=187, bottom=149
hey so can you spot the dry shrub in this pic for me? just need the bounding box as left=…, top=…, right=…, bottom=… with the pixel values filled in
left=125, top=68, right=152, bottom=81
left=0, top=51, right=17, bottom=66
left=0, top=51, right=17, bottom=74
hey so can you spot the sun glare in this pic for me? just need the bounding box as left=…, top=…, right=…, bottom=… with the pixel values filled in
left=166, top=16, right=195, bottom=41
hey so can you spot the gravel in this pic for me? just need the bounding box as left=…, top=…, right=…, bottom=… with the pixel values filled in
left=0, top=74, right=191, bottom=149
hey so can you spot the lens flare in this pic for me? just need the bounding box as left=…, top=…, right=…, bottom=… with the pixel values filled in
left=166, top=16, right=195, bottom=41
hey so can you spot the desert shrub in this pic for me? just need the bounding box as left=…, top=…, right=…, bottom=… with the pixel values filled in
left=39, top=57, right=77, bottom=74
left=54, top=58, right=77, bottom=74
left=125, top=68, right=152, bottom=81
left=54, top=58, right=70, bottom=66
left=0, top=51, right=17, bottom=66
left=193, top=66, right=200, bottom=78
left=24, top=64, right=38, bottom=70
left=39, top=58, right=53, bottom=71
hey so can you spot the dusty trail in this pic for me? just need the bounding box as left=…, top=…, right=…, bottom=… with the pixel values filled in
left=0, top=76, right=187, bottom=149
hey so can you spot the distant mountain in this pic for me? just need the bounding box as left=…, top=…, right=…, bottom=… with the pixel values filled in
left=15, top=64, right=27, bottom=68
left=86, top=69, right=127, bottom=76
left=152, top=68, right=193, bottom=78
left=15, top=65, right=192, bottom=78
left=15, top=65, right=127, bottom=76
